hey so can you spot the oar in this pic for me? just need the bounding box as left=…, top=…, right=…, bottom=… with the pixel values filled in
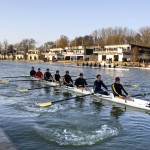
left=36, top=93, right=93, bottom=107
left=85, top=78, right=95, bottom=80
left=131, top=92, right=150, bottom=97
left=18, top=85, right=55, bottom=92
left=2, top=76, right=30, bottom=78
left=0, top=79, right=39, bottom=83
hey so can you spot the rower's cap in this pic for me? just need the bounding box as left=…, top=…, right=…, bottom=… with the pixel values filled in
left=32, top=67, right=34, bottom=69
left=47, top=68, right=49, bottom=71
left=80, top=73, right=83, bottom=76
left=115, top=77, right=120, bottom=81
left=66, top=71, right=69, bottom=73
left=38, top=68, right=41, bottom=70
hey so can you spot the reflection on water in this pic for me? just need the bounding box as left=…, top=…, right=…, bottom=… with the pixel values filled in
left=110, top=105, right=125, bottom=119
left=75, top=97, right=85, bottom=108
left=91, top=101, right=104, bottom=113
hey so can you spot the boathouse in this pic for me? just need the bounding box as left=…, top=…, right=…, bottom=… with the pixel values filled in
left=94, top=44, right=150, bottom=62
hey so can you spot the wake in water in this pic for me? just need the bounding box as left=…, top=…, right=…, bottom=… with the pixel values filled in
left=21, top=103, right=66, bottom=113
left=34, top=124, right=119, bottom=146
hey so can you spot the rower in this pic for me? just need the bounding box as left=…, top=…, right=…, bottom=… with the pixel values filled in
left=94, top=74, right=109, bottom=95
left=44, top=69, right=53, bottom=81
left=98, top=63, right=101, bottom=68
left=82, top=62, right=85, bottom=66
left=63, top=71, right=73, bottom=87
left=75, top=73, right=88, bottom=88
left=35, top=68, right=43, bottom=79
left=30, top=67, right=36, bottom=77
left=86, top=62, right=89, bottom=66
left=90, top=63, right=93, bottom=67
left=111, top=77, right=129, bottom=99
left=94, top=63, right=97, bottom=67
left=53, top=70, right=61, bottom=83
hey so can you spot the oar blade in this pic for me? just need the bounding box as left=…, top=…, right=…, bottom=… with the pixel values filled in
left=0, top=79, right=9, bottom=83
left=18, top=89, right=29, bottom=92
left=36, top=102, right=52, bottom=107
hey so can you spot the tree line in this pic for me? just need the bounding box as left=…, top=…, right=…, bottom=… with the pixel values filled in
left=0, top=26, right=150, bottom=55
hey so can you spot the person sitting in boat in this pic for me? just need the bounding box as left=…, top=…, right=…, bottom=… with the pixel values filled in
left=94, top=63, right=97, bottom=67
left=111, top=77, right=129, bottom=99
left=44, top=69, right=53, bottom=81
left=35, top=68, right=43, bottom=79
left=75, top=73, right=87, bottom=88
left=82, top=62, right=85, bottom=66
left=63, top=71, right=73, bottom=87
left=86, top=62, right=89, bottom=66
left=98, top=63, right=101, bottom=68
left=94, top=74, right=109, bottom=95
left=90, top=63, right=93, bottom=67
left=53, top=70, right=61, bottom=83
left=30, top=67, right=36, bottom=77
left=104, top=63, right=106, bottom=68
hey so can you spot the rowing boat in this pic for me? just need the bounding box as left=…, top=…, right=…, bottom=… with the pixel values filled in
left=104, top=68, right=129, bottom=71
left=31, top=77, right=150, bottom=112
left=140, top=67, right=150, bottom=70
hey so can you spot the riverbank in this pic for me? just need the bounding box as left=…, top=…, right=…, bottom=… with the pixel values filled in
left=0, top=59, right=141, bottom=67
left=0, top=128, right=17, bottom=150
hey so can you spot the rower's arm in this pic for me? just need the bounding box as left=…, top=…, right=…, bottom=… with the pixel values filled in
left=84, top=79, right=88, bottom=86
left=75, top=79, right=78, bottom=87
left=121, top=85, right=128, bottom=95
left=53, top=75, right=56, bottom=82
left=101, top=81, right=108, bottom=90
left=44, top=73, right=47, bottom=80
left=70, top=77, right=73, bottom=83
left=63, top=76, right=68, bottom=84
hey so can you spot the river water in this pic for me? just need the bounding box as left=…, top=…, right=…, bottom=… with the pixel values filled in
left=0, top=61, right=150, bottom=150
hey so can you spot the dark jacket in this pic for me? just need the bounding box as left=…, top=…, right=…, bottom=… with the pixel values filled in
left=94, top=80, right=107, bottom=93
left=111, top=82, right=128, bottom=97
left=54, top=74, right=61, bottom=82
left=75, top=78, right=87, bottom=87
left=44, top=72, right=53, bottom=80
left=63, top=74, right=73, bottom=84
left=30, top=70, right=36, bottom=76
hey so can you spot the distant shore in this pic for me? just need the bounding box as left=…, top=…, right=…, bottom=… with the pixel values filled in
left=0, top=59, right=142, bottom=67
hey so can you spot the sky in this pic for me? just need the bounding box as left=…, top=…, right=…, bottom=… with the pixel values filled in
left=0, top=0, right=150, bottom=46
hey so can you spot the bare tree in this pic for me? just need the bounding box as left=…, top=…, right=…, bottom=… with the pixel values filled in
left=56, top=35, right=69, bottom=48
left=19, top=38, right=36, bottom=60
left=3, top=40, right=8, bottom=59
left=139, top=26, right=150, bottom=46
left=44, top=41, right=55, bottom=51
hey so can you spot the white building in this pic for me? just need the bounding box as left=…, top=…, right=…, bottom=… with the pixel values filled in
left=27, top=50, right=39, bottom=60
left=94, top=44, right=131, bottom=62
left=41, top=46, right=94, bottom=61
